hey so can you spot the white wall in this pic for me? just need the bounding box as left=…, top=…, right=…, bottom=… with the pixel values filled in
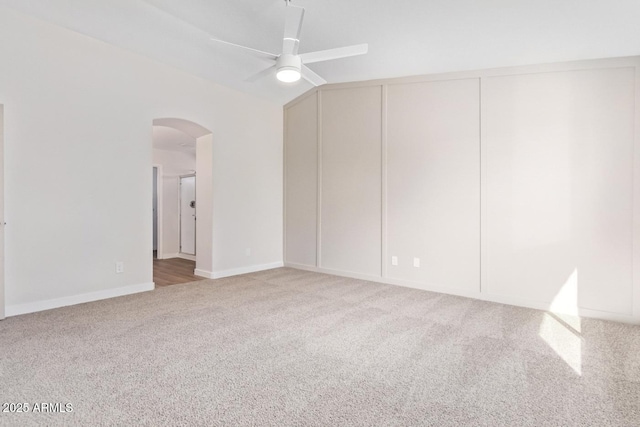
left=152, top=147, right=196, bottom=257
left=0, top=105, right=4, bottom=320
left=321, top=87, right=383, bottom=276
left=284, top=93, right=317, bottom=267
left=481, top=67, right=635, bottom=317
left=195, top=134, right=214, bottom=276
left=0, top=7, right=283, bottom=314
left=284, top=57, right=640, bottom=324
left=386, top=79, right=480, bottom=290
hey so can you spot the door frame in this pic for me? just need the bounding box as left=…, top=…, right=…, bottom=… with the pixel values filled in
left=153, top=164, right=164, bottom=260
left=179, top=174, right=196, bottom=258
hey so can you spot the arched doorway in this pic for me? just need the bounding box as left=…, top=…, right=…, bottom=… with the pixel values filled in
left=151, top=118, right=213, bottom=286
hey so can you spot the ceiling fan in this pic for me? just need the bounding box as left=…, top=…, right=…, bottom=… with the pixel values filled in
left=209, top=0, right=368, bottom=86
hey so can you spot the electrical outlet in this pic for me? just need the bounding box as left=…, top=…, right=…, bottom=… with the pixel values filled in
left=245, top=248, right=251, bottom=256
left=115, top=261, right=124, bottom=274
left=391, top=256, right=398, bottom=266
left=413, top=257, right=420, bottom=268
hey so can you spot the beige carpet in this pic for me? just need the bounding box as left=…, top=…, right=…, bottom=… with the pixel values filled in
left=0, top=267, right=639, bottom=426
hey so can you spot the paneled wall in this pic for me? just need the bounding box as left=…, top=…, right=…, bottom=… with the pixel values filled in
left=284, top=92, right=318, bottom=266
left=321, top=87, right=382, bottom=276
left=482, top=68, right=635, bottom=316
left=284, top=57, right=640, bottom=324
left=387, top=79, right=480, bottom=291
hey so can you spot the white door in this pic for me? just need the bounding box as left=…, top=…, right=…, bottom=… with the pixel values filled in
left=152, top=167, right=158, bottom=251
left=0, top=106, right=4, bottom=320
left=180, top=176, right=196, bottom=255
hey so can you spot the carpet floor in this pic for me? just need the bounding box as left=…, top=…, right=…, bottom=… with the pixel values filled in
left=0, top=267, right=639, bottom=426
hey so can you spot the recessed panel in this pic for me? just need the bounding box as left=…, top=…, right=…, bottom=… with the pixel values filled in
left=386, top=79, right=480, bottom=291
left=285, top=93, right=318, bottom=266
left=483, top=68, right=635, bottom=314
left=321, top=86, right=382, bottom=276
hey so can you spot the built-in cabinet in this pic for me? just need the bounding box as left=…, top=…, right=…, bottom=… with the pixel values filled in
left=284, top=57, right=640, bottom=324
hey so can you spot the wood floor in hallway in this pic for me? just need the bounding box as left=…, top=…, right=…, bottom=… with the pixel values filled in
left=153, top=256, right=204, bottom=287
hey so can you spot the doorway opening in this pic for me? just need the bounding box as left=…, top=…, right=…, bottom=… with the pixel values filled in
left=151, top=118, right=213, bottom=287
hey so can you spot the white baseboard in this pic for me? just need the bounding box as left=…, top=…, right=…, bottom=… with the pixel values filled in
left=211, top=262, right=284, bottom=279
left=194, top=269, right=214, bottom=279
left=480, top=292, right=639, bottom=325
left=285, top=262, right=480, bottom=299
left=286, top=262, right=386, bottom=283
left=160, top=252, right=179, bottom=260
left=283, top=262, right=640, bottom=325
left=5, top=282, right=155, bottom=317
left=161, top=253, right=196, bottom=261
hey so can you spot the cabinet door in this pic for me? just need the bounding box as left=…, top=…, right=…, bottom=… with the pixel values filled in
left=482, top=68, right=635, bottom=315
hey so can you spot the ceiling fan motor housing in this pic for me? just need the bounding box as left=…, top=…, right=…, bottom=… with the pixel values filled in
left=276, top=54, right=302, bottom=82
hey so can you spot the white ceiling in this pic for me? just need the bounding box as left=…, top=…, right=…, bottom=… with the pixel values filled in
left=153, top=126, right=196, bottom=154
left=2, top=0, right=640, bottom=105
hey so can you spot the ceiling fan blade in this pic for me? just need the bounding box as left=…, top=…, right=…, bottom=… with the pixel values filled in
left=245, top=65, right=276, bottom=83
left=142, top=1, right=279, bottom=60
left=210, top=37, right=278, bottom=60
left=299, top=43, right=368, bottom=64
left=301, top=65, right=327, bottom=87
left=282, top=5, right=305, bottom=55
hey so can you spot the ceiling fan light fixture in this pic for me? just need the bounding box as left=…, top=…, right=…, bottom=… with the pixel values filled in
left=276, top=67, right=301, bottom=82
left=276, top=54, right=302, bottom=83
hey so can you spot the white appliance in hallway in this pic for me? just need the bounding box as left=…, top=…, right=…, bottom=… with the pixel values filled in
left=180, top=175, right=196, bottom=255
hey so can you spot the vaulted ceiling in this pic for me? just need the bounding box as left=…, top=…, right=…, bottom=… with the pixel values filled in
left=2, top=0, right=640, bottom=105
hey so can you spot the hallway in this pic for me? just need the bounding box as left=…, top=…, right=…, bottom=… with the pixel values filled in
left=153, top=256, right=204, bottom=287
